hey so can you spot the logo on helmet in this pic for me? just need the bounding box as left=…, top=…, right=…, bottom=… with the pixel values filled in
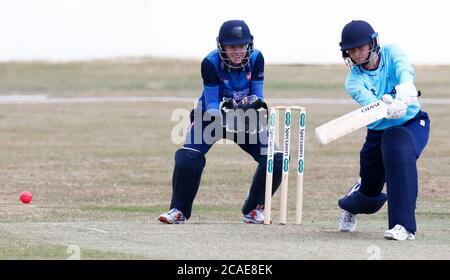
left=231, top=26, right=243, bottom=39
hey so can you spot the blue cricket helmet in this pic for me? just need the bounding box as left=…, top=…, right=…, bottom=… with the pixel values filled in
left=340, top=20, right=376, bottom=51
left=217, top=20, right=253, bottom=46
left=216, top=20, right=254, bottom=69
left=339, top=20, right=380, bottom=67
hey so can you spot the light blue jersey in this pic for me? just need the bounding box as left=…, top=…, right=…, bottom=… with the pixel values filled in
left=345, top=44, right=421, bottom=130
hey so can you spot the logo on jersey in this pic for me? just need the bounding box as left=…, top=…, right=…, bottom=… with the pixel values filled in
left=246, top=72, right=251, bottom=80
left=233, top=88, right=250, bottom=100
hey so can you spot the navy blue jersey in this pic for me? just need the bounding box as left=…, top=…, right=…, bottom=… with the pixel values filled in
left=199, top=49, right=264, bottom=111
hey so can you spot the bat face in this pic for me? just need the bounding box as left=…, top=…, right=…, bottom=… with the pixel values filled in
left=315, top=100, right=388, bottom=145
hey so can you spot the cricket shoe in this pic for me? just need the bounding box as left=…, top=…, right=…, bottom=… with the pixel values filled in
left=339, top=210, right=357, bottom=232
left=338, top=179, right=361, bottom=232
left=384, top=224, right=415, bottom=241
left=243, top=205, right=269, bottom=224
left=158, top=208, right=186, bottom=224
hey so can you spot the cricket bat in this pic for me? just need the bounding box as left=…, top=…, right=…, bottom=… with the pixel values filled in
left=315, top=100, right=388, bottom=145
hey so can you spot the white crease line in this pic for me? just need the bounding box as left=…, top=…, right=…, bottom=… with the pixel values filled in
left=30, top=222, right=109, bottom=233
left=0, top=95, right=48, bottom=102
left=0, top=95, right=449, bottom=105
left=71, top=225, right=109, bottom=234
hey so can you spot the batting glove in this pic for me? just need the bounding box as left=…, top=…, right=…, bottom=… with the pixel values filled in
left=395, top=82, right=418, bottom=105
left=382, top=94, right=407, bottom=119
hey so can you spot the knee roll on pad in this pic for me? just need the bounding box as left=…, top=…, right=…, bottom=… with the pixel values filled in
left=175, top=148, right=206, bottom=170
left=338, top=191, right=387, bottom=214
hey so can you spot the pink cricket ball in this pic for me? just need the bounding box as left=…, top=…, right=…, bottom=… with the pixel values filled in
left=20, top=191, right=33, bottom=204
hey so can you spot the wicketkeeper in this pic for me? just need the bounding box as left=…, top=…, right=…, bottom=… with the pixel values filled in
left=337, top=20, right=430, bottom=240
left=159, top=20, right=283, bottom=224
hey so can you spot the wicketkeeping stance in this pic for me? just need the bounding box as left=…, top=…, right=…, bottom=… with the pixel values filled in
left=337, top=20, right=430, bottom=240
left=159, top=20, right=283, bottom=224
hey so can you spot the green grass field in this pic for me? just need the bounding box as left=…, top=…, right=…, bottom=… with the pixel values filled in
left=0, top=58, right=449, bottom=259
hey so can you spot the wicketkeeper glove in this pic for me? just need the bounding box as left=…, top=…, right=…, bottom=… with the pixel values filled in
left=220, top=97, right=238, bottom=113
left=219, top=96, right=268, bottom=134
left=237, top=95, right=268, bottom=111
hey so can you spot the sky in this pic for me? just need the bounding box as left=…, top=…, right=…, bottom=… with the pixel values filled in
left=0, top=0, right=449, bottom=64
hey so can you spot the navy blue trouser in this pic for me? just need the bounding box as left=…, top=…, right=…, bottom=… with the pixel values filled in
left=184, top=112, right=268, bottom=160
left=358, top=111, right=430, bottom=233
left=170, top=110, right=282, bottom=219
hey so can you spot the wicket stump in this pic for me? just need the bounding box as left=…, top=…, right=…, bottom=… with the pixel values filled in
left=264, top=106, right=306, bottom=225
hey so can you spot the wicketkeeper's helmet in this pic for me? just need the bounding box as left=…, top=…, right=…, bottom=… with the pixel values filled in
left=216, top=20, right=254, bottom=69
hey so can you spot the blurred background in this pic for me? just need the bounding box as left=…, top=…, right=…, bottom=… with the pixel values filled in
left=1, top=0, right=449, bottom=64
